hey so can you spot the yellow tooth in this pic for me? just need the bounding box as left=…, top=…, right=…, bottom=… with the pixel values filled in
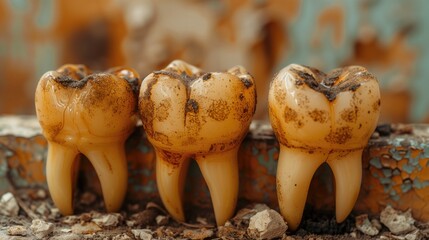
left=269, top=64, right=380, bottom=230
left=139, top=60, right=256, bottom=226
left=35, top=64, right=140, bottom=215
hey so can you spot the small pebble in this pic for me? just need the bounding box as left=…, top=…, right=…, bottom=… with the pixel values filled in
left=71, top=222, right=102, bottom=234
left=155, top=215, right=168, bottom=225
left=248, top=209, right=287, bottom=240
left=112, top=233, right=133, bottom=240
left=50, top=233, right=80, bottom=240
left=93, top=213, right=121, bottom=227
left=132, top=229, right=153, bottom=240
left=183, top=228, right=214, bottom=239
left=30, top=219, right=54, bottom=239
left=0, top=192, right=19, bottom=217
left=7, top=225, right=27, bottom=236
left=380, top=205, right=415, bottom=235
left=355, top=214, right=379, bottom=236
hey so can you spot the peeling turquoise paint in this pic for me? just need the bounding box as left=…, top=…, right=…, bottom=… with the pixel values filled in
left=36, top=0, right=55, bottom=29
left=369, top=157, right=382, bottom=169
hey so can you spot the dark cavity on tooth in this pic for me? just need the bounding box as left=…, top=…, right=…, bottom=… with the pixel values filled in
left=186, top=99, right=199, bottom=114
left=239, top=77, right=253, bottom=88
left=202, top=73, right=212, bottom=81
left=291, top=66, right=372, bottom=101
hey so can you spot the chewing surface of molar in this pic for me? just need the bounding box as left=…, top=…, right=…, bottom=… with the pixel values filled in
left=35, top=64, right=140, bottom=215
left=269, top=64, right=381, bottom=230
left=139, top=60, right=256, bottom=226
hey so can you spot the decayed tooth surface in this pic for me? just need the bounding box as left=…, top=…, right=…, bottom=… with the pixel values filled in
left=35, top=64, right=140, bottom=215
left=139, top=60, right=256, bottom=226
left=269, top=64, right=380, bottom=230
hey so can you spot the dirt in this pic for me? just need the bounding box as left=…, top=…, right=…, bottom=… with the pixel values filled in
left=1, top=188, right=428, bottom=239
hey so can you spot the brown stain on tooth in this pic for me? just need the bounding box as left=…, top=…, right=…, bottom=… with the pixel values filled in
left=159, top=150, right=183, bottom=168
left=325, top=126, right=353, bottom=144
left=207, top=100, right=230, bottom=121
left=155, top=99, right=171, bottom=121
left=373, top=99, right=381, bottom=111
left=290, top=65, right=370, bottom=101
left=341, top=107, right=358, bottom=123
left=284, top=106, right=298, bottom=122
left=309, top=109, right=328, bottom=123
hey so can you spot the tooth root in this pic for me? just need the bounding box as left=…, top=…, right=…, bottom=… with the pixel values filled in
left=196, top=148, right=239, bottom=226
left=276, top=146, right=326, bottom=231
left=155, top=149, right=190, bottom=222
left=46, top=142, right=79, bottom=215
left=327, top=150, right=362, bottom=223
left=80, top=143, right=128, bottom=212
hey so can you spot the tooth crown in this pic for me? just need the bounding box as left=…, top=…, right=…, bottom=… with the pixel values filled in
left=269, top=64, right=381, bottom=151
left=139, top=60, right=256, bottom=153
left=35, top=64, right=140, bottom=146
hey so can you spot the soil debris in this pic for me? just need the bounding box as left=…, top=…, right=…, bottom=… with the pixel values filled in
left=0, top=192, right=19, bottom=217
left=247, top=209, right=287, bottom=239
left=355, top=214, right=379, bottom=236
left=380, top=205, right=416, bottom=235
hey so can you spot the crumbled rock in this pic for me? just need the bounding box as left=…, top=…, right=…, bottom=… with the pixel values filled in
left=0, top=192, right=19, bottom=216
left=132, top=229, right=153, bottom=240
left=405, top=230, right=422, bottom=240
left=113, top=233, right=133, bottom=240
left=217, top=225, right=246, bottom=239
left=93, top=213, right=122, bottom=227
left=7, top=225, right=27, bottom=236
left=35, top=202, right=49, bottom=216
left=372, top=218, right=383, bottom=230
left=355, top=214, right=379, bottom=236
left=380, top=206, right=415, bottom=235
left=183, top=228, right=214, bottom=239
left=50, top=233, right=81, bottom=240
left=155, top=215, right=168, bottom=226
left=247, top=209, right=287, bottom=239
left=30, top=219, right=54, bottom=239
left=71, top=222, right=102, bottom=234
left=63, top=215, right=80, bottom=225
left=130, top=208, right=158, bottom=226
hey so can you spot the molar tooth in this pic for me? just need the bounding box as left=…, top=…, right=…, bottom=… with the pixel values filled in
left=139, top=60, right=256, bottom=226
left=269, top=64, right=380, bottom=230
left=35, top=64, right=140, bottom=215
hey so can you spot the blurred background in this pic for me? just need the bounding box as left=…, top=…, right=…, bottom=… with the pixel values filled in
left=0, top=0, right=427, bottom=122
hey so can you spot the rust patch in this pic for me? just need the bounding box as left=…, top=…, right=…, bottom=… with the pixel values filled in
left=284, top=107, right=297, bottom=122
left=325, top=126, right=352, bottom=144
left=207, top=100, right=230, bottom=121
left=341, top=107, right=358, bottom=123
left=309, top=109, right=328, bottom=123
left=158, top=150, right=183, bottom=168
left=155, top=99, right=171, bottom=121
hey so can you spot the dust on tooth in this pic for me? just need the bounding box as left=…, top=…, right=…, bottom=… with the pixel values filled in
left=139, top=60, right=256, bottom=226
left=269, top=64, right=380, bottom=230
left=35, top=64, right=140, bottom=215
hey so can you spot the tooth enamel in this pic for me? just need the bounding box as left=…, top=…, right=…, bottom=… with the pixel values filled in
left=35, top=64, right=140, bottom=215
left=139, top=60, right=256, bottom=226
left=269, top=64, right=380, bottom=230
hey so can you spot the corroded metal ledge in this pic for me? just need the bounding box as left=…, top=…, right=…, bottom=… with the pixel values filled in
left=1, top=116, right=428, bottom=221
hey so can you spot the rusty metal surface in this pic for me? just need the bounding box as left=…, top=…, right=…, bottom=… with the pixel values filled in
left=1, top=116, right=429, bottom=221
